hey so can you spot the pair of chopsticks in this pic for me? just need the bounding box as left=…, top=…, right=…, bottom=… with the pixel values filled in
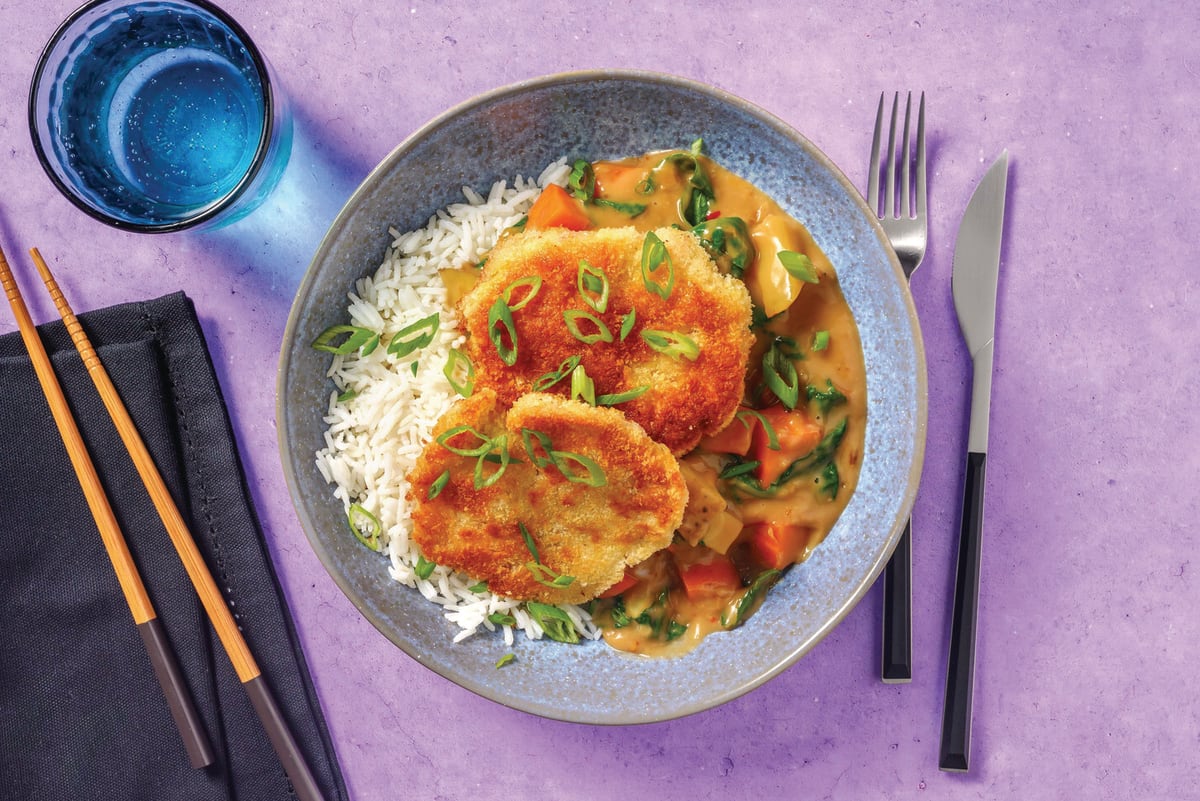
left=0, top=244, right=325, bottom=801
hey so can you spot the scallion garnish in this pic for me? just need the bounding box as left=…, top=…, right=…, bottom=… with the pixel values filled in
left=519, top=428, right=555, bottom=469
left=472, top=433, right=510, bottom=489
left=526, top=602, right=580, bottom=644
left=410, top=361, right=419, bottom=376
left=519, top=521, right=541, bottom=563
left=347, top=504, right=382, bottom=552
left=597, top=385, right=650, bottom=406
left=489, top=612, right=516, bottom=626
left=414, top=555, right=436, bottom=580
left=495, top=653, right=516, bottom=668
left=550, top=450, right=607, bottom=487
left=487, top=297, right=519, bottom=366
left=312, top=324, right=378, bottom=355
left=387, top=313, right=440, bottom=358
left=567, top=158, right=595, bottom=201
left=336, top=388, right=357, bottom=403
left=532, top=354, right=581, bottom=392
left=502, top=275, right=543, bottom=311
left=443, top=348, right=476, bottom=398
left=762, top=341, right=800, bottom=409
left=469, top=581, right=488, bottom=593
left=563, top=310, right=613, bottom=345
left=569, top=364, right=596, bottom=406
left=811, top=330, right=830, bottom=351
left=577, top=260, right=610, bottom=314
left=436, top=425, right=493, bottom=456
left=428, top=469, right=451, bottom=500
left=779, top=250, right=819, bottom=284
left=526, top=561, right=576, bottom=589
left=641, top=329, right=700, bottom=361
left=619, top=309, right=636, bottom=341
left=640, top=231, right=675, bottom=299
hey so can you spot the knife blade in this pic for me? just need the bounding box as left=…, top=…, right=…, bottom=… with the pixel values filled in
left=940, top=150, right=1009, bottom=773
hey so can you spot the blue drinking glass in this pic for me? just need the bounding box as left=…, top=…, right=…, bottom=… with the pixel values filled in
left=29, top=0, right=292, bottom=232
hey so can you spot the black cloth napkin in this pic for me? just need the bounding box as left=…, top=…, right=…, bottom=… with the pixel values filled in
left=0, top=292, right=347, bottom=801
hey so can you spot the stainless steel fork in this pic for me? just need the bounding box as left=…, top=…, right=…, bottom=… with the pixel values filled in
left=868, top=91, right=926, bottom=683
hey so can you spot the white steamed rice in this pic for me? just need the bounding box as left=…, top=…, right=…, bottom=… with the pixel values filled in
left=314, top=158, right=602, bottom=645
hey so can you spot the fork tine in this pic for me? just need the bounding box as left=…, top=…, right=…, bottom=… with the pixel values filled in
left=884, top=92, right=899, bottom=219
left=867, top=92, right=885, bottom=216
left=901, top=92, right=913, bottom=219
left=915, top=92, right=927, bottom=219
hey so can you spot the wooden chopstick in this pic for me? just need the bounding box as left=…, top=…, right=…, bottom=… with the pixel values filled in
left=29, top=248, right=326, bottom=801
left=0, top=244, right=214, bottom=769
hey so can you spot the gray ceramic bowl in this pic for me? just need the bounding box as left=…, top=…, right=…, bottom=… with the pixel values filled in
left=278, top=71, right=927, bottom=724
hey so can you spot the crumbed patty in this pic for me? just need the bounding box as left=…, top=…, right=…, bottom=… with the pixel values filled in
left=406, top=389, right=687, bottom=604
left=460, top=226, right=754, bottom=455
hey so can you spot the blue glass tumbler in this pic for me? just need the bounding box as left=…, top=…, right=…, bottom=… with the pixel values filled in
left=29, top=0, right=292, bottom=232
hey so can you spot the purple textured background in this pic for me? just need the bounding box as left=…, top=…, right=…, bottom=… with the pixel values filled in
left=3, top=2, right=1196, bottom=798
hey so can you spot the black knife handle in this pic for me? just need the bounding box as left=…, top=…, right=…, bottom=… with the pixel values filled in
left=940, top=450, right=987, bottom=772
left=881, top=518, right=912, bottom=682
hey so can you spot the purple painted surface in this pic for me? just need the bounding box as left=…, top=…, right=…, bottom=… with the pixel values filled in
left=2, top=2, right=1196, bottom=799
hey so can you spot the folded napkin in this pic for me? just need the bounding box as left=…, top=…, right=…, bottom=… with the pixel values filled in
left=0, top=293, right=346, bottom=801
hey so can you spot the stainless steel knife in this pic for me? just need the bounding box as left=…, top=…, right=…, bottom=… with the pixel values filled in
left=940, top=150, right=1009, bottom=773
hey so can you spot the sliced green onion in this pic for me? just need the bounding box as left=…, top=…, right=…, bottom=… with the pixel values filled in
left=718, top=460, right=760, bottom=480
left=469, top=581, right=488, bottom=593
left=762, top=342, right=800, bottom=409
left=428, top=469, right=451, bottom=500
left=577, top=260, right=610, bottom=314
left=563, top=310, right=613, bottom=345
left=312, top=324, right=378, bottom=355
left=640, top=231, right=675, bottom=299
left=526, top=601, right=580, bottom=644
left=519, top=521, right=541, bottom=563
left=736, top=408, right=781, bottom=450
left=509, top=216, right=528, bottom=234
left=443, top=348, right=476, bottom=398
left=387, top=313, right=440, bottom=358
left=619, top=309, right=637, bottom=341
left=779, top=250, right=819, bottom=284
left=410, top=361, right=419, bottom=376
left=641, top=329, right=700, bottom=361
left=569, top=364, right=596, bottom=406
left=568, top=158, right=595, bottom=201
left=811, top=330, right=830, bottom=351
left=414, top=555, right=436, bottom=580
left=360, top=332, right=381, bottom=356
left=532, top=354, right=581, bottom=392
left=526, top=561, right=576, bottom=589
left=489, top=612, right=516, bottom=626
left=502, top=275, right=543, bottom=311
left=473, top=433, right=510, bottom=489
left=336, top=388, right=357, bottom=403
left=436, top=425, right=493, bottom=456
left=521, top=428, right=556, bottom=468
left=487, top=297, right=519, bottom=366
left=550, top=450, right=607, bottom=487
left=593, top=197, right=647, bottom=216
left=495, top=653, right=516, bottom=668
left=347, top=504, right=382, bottom=552
left=597, top=385, right=650, bottom=406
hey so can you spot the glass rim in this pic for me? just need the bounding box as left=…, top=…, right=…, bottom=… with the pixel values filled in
left=27, top=0, right=281, bottom=234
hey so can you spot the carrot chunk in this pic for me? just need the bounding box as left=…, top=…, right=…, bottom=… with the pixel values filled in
left=526, top=184, right=592, bottom=231
left=676, top=553, right=742, bottom=599
left=746, top=521, right=810, bottom=570
left=751, top=406, right=823, bottom=487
